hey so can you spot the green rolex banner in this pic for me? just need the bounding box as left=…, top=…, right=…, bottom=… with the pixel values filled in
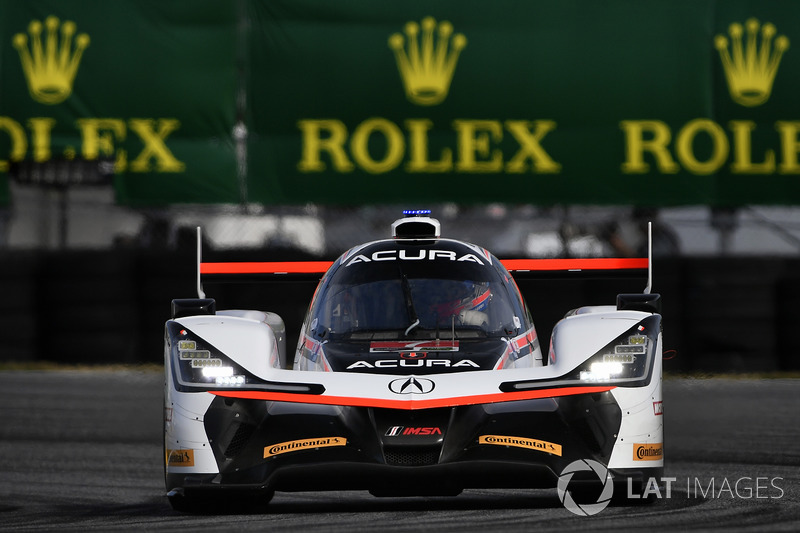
left=0, top=0, right=239, bottom=207
left=247, top=0, right=800, bottom=206
left=1, top=1, right=799, bottom=207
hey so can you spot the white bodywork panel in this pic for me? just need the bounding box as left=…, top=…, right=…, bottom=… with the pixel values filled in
left=608, top=333, right=663, bottom=468
left=165, top=306, right=662, bottom=475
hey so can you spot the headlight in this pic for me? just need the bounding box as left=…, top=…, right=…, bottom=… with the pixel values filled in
left=570, top=315, right=660, bottom=386
left=167, top=321, right=326, bottom=396
left=168, top=323, right=254, bottom=391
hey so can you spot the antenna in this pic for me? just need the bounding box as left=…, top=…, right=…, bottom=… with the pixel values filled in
left=644, top=222, right=653, bottom=295
left=196, top=226, right=206, bottom=299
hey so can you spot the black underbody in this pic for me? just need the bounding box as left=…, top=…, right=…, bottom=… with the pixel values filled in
left=165, top=389, right=663, bottom=500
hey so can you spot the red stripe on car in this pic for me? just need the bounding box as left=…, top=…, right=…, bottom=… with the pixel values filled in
left=211, top=385, right=615, bottom=410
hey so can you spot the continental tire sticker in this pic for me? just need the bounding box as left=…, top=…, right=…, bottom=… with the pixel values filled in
left=633, top=442, right=663, bottom=461
left=264, top=437, right=347, bottom=458
left=479, top=435, right=562, bottom=456
left=166, top=449, right=194, bottom=467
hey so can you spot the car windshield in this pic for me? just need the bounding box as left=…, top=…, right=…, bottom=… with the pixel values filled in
left=308, top=251, right=523, bottom=340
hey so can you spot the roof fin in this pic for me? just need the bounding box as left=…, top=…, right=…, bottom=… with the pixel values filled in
left=391, top=209, right=441, bottom=239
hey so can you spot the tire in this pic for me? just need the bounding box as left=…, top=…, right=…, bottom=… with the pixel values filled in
left=168, top=490, right=274, bottom=514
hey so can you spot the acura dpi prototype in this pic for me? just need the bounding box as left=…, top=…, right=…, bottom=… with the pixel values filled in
left=164, top=211, right=663, bottom=512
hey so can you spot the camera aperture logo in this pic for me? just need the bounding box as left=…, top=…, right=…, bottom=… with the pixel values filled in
left=557, top=459, right=786, bottom=516
left=557, top=459, right=614, bottom=516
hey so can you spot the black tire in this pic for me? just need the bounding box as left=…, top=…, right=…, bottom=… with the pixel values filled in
left=168, top=490, right=274, bottom=514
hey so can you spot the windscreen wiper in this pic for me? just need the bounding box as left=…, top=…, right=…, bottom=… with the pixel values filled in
left=399, top=269, right=420, bottom=337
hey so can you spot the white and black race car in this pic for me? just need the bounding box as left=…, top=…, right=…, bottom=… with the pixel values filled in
left=164, top=211, right=663, bottom=512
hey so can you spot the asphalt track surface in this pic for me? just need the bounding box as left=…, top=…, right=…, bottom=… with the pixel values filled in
left=0, top=370, right=798, bottom=532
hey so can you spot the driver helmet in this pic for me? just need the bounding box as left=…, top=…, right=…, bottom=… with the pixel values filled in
left=433, top=281, right=491, bottom=318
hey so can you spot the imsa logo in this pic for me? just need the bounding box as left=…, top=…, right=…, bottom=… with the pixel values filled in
left=385, top=426, right=443, bottom=436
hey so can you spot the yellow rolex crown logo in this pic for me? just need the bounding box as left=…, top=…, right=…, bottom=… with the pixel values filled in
left=13, top=16, right=90, bottom=105
left=714, top=18, right=789, bottom=107
left=388, top=17, right=467, bottom=106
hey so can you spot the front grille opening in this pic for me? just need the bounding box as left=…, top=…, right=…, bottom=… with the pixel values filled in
left=224, top=422, right=256, bottom=458
left=384, top=447, right=440, bottom=466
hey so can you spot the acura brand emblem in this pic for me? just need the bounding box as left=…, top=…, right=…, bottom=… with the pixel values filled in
left=388, top=376, right=435, bottom=394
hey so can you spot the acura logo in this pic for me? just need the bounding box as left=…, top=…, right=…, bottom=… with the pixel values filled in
left=388, top=376, right=435, bottom=394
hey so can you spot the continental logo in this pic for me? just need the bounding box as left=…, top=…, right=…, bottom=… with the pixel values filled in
left=2, top=15, right=185, bottom=174
left=633, top=442, right=663, bottom=461
left=13, top=16, right=90, bottom=105
left=479, top=435, right=562, bottom=456
left=263, top=437, right=347, bottom=458
left=388, top=17, right=467, bottom=106
left=166, top=449, right=194, bottom=467
left=715, top=18, right=789, bottom=107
